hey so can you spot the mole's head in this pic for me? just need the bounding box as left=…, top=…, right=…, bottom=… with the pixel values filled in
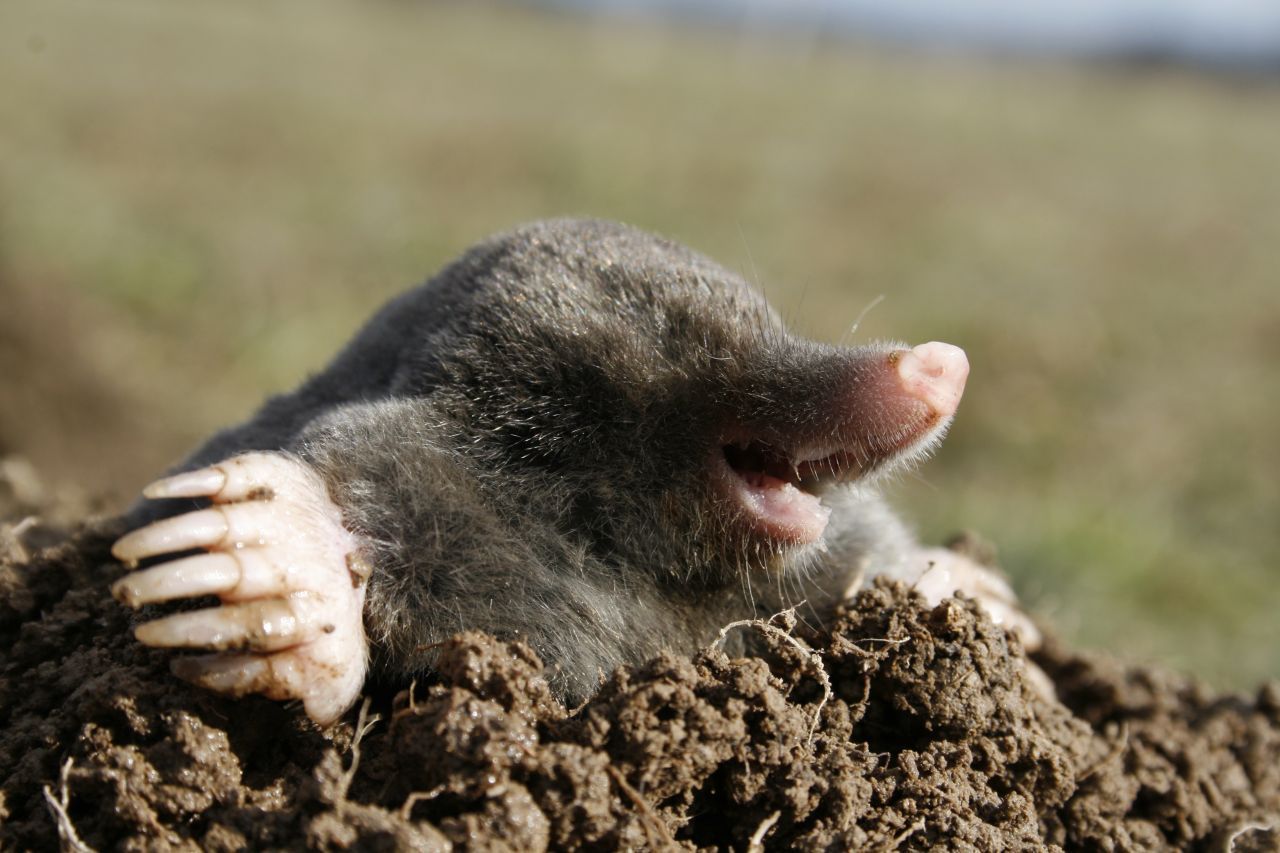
left=428, top=220, right=967, bottom=586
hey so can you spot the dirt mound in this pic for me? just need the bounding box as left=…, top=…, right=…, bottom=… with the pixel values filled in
left=2, top=473, right=1278, bottom=849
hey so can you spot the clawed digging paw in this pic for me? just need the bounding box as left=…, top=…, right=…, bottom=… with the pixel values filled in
left=112, top=452, right=369, bottom=725
left=912, top=547, right=1055, bottom=699
left=912, top=546, right=1042, bottom=649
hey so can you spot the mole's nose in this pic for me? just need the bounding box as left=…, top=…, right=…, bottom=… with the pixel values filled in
left=895, top=342, right=969, bottom=418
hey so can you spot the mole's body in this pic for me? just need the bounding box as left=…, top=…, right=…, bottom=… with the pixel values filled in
left=112, top=219, right=1032, bottom=724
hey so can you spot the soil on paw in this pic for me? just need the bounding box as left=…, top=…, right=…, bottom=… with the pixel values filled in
left=2, top=471, right=1278, bottom=849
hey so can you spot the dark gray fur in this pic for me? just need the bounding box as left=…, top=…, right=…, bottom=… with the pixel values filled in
left=134, top=219, right=923, bottom=703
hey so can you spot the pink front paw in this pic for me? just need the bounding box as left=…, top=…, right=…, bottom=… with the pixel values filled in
left=112, top=452, right=369, bottom=725
left=907, top=546, right=1059, bottom=698
left=912, top=546, right=1042, bottom=649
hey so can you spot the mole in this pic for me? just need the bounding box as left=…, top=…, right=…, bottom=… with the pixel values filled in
left=111, top=218, right=1037, bottom=725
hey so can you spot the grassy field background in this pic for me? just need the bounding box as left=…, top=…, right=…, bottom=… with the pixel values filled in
left=1, top=0, right=1276, bottom=686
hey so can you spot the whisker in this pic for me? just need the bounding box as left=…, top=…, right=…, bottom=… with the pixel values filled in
left=843, top=293, right=886, bottom=345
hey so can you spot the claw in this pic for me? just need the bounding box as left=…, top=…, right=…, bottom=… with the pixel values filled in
left=143, top=466, right=228, bottom=500
left=135, top=596, right=324, bottom=652
left=172, top=652, right=353, bottom=725
left=965, top=567, right=1017, bottom=604
left=980, top=597, right=1043, bottom=648
left=113, top=548, right=297, bottom=606
left=112, top=503, right=278, bottom=564
left=112, top=508, right=230, bottom=564
left=140, top=453, right=305, bottom=505
left=914, top=558, right=955, bottom=605
left=172, top=653, right=279, bottom=697
left=112, top=553, right=241, bottom=607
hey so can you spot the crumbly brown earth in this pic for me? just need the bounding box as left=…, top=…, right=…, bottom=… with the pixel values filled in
left=1, top=466, right=1277, bottom=851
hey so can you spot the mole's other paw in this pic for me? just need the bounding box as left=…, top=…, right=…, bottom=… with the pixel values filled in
left=910, top=546, right=1042, bottom=650
left=897, top=547, right=1055, bottom=699
left=111, top=452, right=369, bottom=726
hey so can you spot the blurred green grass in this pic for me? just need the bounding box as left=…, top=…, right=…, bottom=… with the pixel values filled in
left=1, top=0, right=1276, bottom=686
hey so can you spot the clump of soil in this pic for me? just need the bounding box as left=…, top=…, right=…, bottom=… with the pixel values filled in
left=1, top=463, right=1277, bottom=850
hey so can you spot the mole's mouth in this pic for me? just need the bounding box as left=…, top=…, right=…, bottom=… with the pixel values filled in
left=715, top=419, right=943, bottom=547
left=716, top=440, right=855, bottom=545
left=722, top=441, right=859, bottom=496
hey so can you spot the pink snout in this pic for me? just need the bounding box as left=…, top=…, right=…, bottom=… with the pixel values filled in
left=895, top=342, right=969, bottom=418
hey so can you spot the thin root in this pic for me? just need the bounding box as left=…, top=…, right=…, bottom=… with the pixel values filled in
left=879, top=817, right=926, bottom=852
left=399, top=785, right=446, bottom=821
left=41, top=758, right=94, bottom=853
left=1223, top=821, right=1278, bottom=852
left=747, top=810, right=782, bottom=852
left=606, top=765, right=676, bottom=849
left=392, top=679, right=421, bottom=721
left=712, top=607, right=833, bottom=746
left=1080, top=723, right=1130, bottom=781
left=336, top=698, right=379, bottom=802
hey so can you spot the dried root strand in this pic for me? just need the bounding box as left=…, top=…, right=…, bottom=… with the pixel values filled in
left=712, top=607, right=833, bottom=745
left=42, top=758, right=94, bottom=853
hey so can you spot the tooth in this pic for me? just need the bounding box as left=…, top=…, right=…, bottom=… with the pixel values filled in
left=794, top=445, right=838, bottom=465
